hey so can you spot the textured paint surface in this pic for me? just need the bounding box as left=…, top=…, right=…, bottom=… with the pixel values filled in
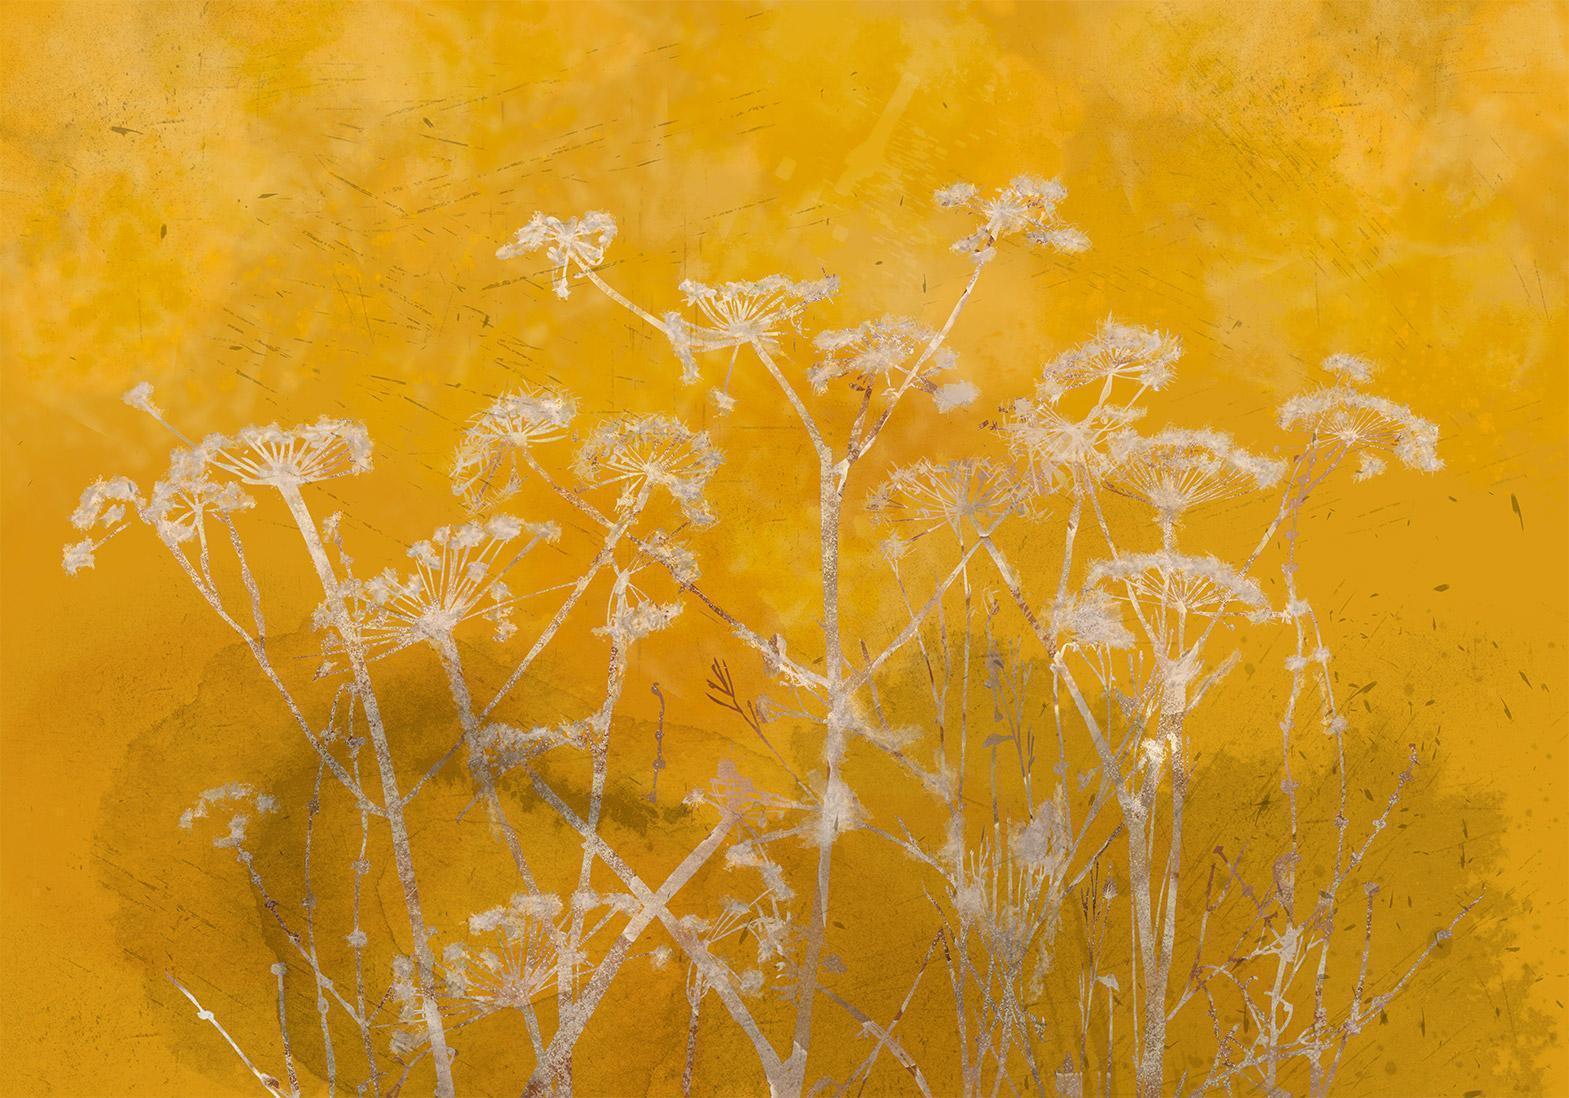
left=2, top=2, right=1565, bottom=1094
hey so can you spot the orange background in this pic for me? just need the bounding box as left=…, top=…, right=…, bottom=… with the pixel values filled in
left=2, top=2, right=1565, bottom=1094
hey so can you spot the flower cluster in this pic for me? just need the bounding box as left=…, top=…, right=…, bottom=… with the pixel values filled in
left=1049, top=588, right=1134, bottom=651
left=595, top=593, right=684, bottom=645
left=573, top=414, right=721, bottom=526
left=1003, top=402, right=1146, bottom=484
left=1087, top=551, right=1269, bottom=621
left=667, top=274, right=838, bottom=384
left=328, top=514, right=554, bottom=657
left=952, top=834, right=1063, bottom=973
left=935, top=175, right=1090, bottom=261
left=178, top=782, right=278, bottom=850
left=868, top=458, right=1031, bottom=540
left=62, top=476, right=145, bottom=574
left=1037, top=318, right=1180, bottom=404
left=1104, top=427, right=1284, bottom=528
left=144, top=452, right=255, bottom=546
left=451, top=385, right=577, bottom=510
left=497, top=211, right=617, bottom=299
left=205, top=419, right=373, bottom=489
left=1278, top=354, right=1441, bottom=477
left=809, top=316, right=959, bottom=400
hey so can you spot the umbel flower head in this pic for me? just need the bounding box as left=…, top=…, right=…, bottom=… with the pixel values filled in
left=668, top=274, right=839, bottom=383
left=1278, top=354, right=1441, bottom=478
left=573, top=414, right=722, bottom=526
left=1088, top=551, right=1270, bottom=623
left=496, top=210, right=617, bottom=299
left=143, top=451, right=255, bottom=547
left=429, top=893, right=566, bottom=1031
left=1003, top=402, right=1146, bottom=487
left=62, top=476, right=145, bottom=575
left=328, top=514, right=553, bottom=658
left=868, top=458, right=1032, bottom=540
left=1037, top=318, right=1180, bottom=404
left=953, top=833, right=1064, bottom=974
left=1049, top=588, right=1134, bottom=651
left=178, top=782, right=278, bottom=850
left=205, top=419, right=372, bottom=489
left=810, top=315, right=955, bottom=390
left=451, top=384, right=578, bottom=510
left=935, top=175, right=1090, bottom=262
left=1104, top=428, right=1285, bottom=530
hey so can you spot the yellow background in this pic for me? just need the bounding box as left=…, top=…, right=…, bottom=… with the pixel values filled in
left=2, top=2, right=1565, bottom=1095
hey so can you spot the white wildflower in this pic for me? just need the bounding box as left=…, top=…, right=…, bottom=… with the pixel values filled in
left=597, top=597, right=683, bottom=643
left=1322, top=352, right=1376, bottom=384
left=669, top=274, right=838, bottom=380
left=934, top=379, right=980, bottom=412
left=206, top=419, right=372, bottom=488
left=1088, top=551, right=1270, bottom=621
left=1278, top=386, right=1442, bottom=474
left=809, top=316, right=957, bottom=395
left=936, top=175, right=1089, bottom=261
left=868, top=458, right=1031, bottom=539
left=1104, top=427, right=1284, bottom=529
left=333, top=514, right=540, bottom=655
left=62, top=539, right=98, bottom=575
left=451, top=384, right=578, bottom=509
left=1050, top=589, right=1134, bottom=650
left=574, top=414, right=721, bottom=526
left=122, top=382, right=161, bottom=418
left=1003, top=401, right=1145, bottom=481
left=497, top=210, right=617, bottom=299
left=1038, top=319, right=1180, bottom=404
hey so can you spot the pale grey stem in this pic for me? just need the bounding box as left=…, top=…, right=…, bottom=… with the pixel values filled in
left=521, top=769, right=787, bottom=1086
left=435, top=634, right=547, bottom=1058
left=301, top=760, right=338, bottom=1094
left=158, top=537, right=378, bottom=817
left=274, top=963, right=300, bottom=1098
left=522, top=813, right=739, bottom=1096
left=277, top=484, right=455, bottom=1098
left=168, top=973, right=284, bottom=1096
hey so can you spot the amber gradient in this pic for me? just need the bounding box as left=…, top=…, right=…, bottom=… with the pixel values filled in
left=2, top=2, right=1566, bottom=1095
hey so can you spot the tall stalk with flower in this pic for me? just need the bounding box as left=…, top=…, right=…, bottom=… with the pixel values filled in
left=493, top=176, right=1473, bottom=1098
left=65, top=172, right=1473, bottom=1097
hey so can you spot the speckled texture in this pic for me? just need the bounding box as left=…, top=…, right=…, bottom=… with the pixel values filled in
left=2, top=3, right=1564, bottom=1094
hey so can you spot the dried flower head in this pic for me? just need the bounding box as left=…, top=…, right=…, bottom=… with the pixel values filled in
left=63, top=476, right=145, bottom=574
left=809, top=316, right=957, bottom=398
left=144, top=456, right=255, bottom=546
left=673, top=274, right=838, bottom=372
left=595, top=592, right=684, bottom=644
left=1003, top=401, right=1146, bottom=483
left=868, top=458, right=1031, bottom=539
left=1088, top=551, right=1269, bottom=623
left=1104, top=428, right=1285, bottom=529
left=573, top=415, right=721, bottom=526
left=1038, top=319, right=1180, bottom=404
left=1321, top=352, right=1376, bottom=384
left=954, top=835, right=1063, bottom=973
left=1278, top=385, right=1442, bottom=475
left=123, top=381, right=161, bottom=418
left=178, top=782, right=278, bottom=849
left=206, top=419, right=372, bottom=489
left=936, top=175, right=1089, bottom=261
left=451, top=385, right=578, bottom=509
left=437, top=894, right=562, bottom=1025
left=335, top=514, right=551, bottom=654
left=496, top=211, right=617, bottom=299
left=1050, top=589, right=1134, bottom=651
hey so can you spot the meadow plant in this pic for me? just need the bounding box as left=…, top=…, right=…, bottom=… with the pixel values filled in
left=66, top=173, right=1471, bottom=1097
